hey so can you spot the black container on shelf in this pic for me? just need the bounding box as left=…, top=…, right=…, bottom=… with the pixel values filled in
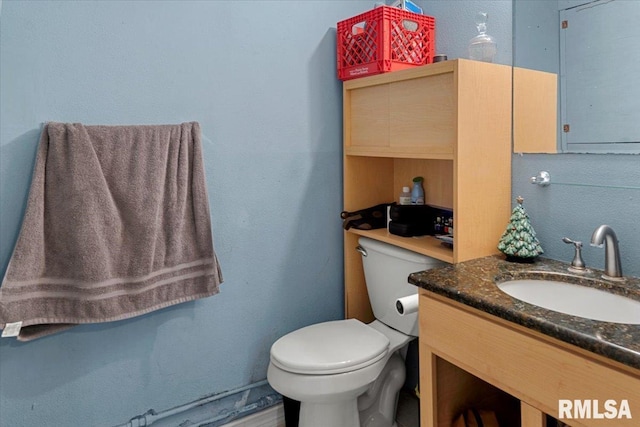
left=388, top=204, right=453, bottom=237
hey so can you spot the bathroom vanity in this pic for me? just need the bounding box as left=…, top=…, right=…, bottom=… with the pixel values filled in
left=410, top=256, right=640, bottom=427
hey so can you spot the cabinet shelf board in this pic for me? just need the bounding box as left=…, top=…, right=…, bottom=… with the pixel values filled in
left=348, top=228, right=454, bottom=263
left=345, top=147, right=454, bottom=160
left=343, top=61, right=456, bottom=90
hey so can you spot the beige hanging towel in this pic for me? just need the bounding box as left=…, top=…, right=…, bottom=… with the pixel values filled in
left=0, top=122, right=223, bottom=341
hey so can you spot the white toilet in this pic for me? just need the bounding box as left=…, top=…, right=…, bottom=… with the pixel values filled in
left=267, top=237, right=444, bottom=427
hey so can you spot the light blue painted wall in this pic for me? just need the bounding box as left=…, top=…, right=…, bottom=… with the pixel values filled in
left=513, top=0, right=558, bottom=72
left=4, top=0, right=636, bottom=425
left=428, top=0, right=640, bottom=275
left=0, top=1, right=514, bottom=425
left=512, top=0, right=640, bottom=276
left=421, top=0, right=513, bottom=66
left=0, top=1, right=376, bottom=425
left=513, top=155, right=640, bottom=277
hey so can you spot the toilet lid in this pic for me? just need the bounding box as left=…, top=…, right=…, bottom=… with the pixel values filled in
left=270, top=319, right=390, bottom=375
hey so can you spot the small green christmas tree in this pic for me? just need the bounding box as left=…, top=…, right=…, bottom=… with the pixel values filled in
left=498, top=196, right=543, bottom=262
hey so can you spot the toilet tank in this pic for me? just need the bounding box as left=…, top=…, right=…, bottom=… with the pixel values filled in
left=358, top=237, right=445, bottom=337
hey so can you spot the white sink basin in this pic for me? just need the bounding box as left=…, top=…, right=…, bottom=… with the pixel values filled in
left=497, top=279, right=640, bottom=324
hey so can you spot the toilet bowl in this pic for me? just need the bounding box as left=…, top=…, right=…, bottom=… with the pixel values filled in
left=267, top=319, right=411, bottom=427
left=267, top=237, right=444, bottom=427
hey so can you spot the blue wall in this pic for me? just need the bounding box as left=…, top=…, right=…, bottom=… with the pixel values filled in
left=421, top=0, right=512, bottom=66
left=512, top=155, right=640, bottom=277
left=4, top=0, right=636, bottom=426
left=0, top=1, right=376, bottom=425
left=512, top=0, right=640, bottom=276
left=429, top=0, right=640, bottom=277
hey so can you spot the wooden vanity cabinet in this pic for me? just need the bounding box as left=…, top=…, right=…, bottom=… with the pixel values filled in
left=343, top=59, right=512, bottom=321
left=419, top=290, right=640, bottom=427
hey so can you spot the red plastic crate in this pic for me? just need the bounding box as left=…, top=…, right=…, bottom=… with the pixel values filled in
left=337, top=6, right=435, bottom=81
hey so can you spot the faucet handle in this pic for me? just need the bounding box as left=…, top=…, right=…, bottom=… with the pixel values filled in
left=562, top=237, right=581, bottom=247
left=562, top=237, right=586, bottom=270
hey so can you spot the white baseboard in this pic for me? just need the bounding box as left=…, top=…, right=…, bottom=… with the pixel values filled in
left=221, top=403, right=285, bottom=427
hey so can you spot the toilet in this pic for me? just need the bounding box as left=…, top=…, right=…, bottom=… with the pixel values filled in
left=267, top=237, right=444, bottom=427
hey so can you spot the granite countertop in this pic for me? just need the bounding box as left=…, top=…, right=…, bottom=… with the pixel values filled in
left=408, top=255, right=640, bottom=370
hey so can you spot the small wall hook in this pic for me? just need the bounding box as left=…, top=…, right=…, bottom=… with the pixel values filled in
left=530, top=171, right=551, bottom=187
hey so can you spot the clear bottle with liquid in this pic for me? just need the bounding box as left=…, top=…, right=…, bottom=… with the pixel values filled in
left=399, top=186, right=412, bottom=205
left=468, top=12, right=497, bottom=63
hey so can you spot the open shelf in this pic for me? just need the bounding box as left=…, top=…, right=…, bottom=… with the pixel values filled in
left=348, top=228, right=454, bottom=264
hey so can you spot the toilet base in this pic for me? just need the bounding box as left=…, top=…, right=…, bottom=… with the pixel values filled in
left=299, top=399, right=361, bottom=427
left=291, top=352, right=406, bottom=427
left=358, top=353, right=406, bottom=427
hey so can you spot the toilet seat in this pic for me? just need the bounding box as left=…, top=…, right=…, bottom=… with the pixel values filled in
left=270, top=319, right=389, bottom=375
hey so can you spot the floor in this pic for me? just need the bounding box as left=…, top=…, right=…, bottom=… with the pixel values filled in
left=396, top=390, right=420, bottom=427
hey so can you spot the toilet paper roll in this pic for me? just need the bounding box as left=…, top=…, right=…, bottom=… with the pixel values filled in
left=395, top=294, right=419, bottom=316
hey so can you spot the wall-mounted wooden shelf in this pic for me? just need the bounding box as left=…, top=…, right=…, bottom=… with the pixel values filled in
left=343, top=59, right=512, bottom=322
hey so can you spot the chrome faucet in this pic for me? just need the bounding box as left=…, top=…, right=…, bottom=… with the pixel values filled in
left=590, top=225, right=624, bottom=281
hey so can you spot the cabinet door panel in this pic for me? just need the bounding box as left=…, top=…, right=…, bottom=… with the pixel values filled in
left=390, top=73, right=455, bottom=153
left=350, top=84, right=390, bottom=148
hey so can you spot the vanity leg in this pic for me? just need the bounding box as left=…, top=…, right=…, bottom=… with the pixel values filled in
left=419, top=348, right=437, bottom=427
left=521, top=401, right=547, bottom=427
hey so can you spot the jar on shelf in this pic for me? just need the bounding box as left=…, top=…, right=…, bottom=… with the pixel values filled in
left=468, top=12, right=497, bottom=63
left=411, top=177, right=425, bottom=205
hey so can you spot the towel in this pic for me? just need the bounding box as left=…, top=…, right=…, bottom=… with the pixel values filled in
left=0, top=122, right=223, bottom=341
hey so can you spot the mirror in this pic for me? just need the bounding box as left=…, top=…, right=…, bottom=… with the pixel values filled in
left=513, top=0, right=640, bottom=153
